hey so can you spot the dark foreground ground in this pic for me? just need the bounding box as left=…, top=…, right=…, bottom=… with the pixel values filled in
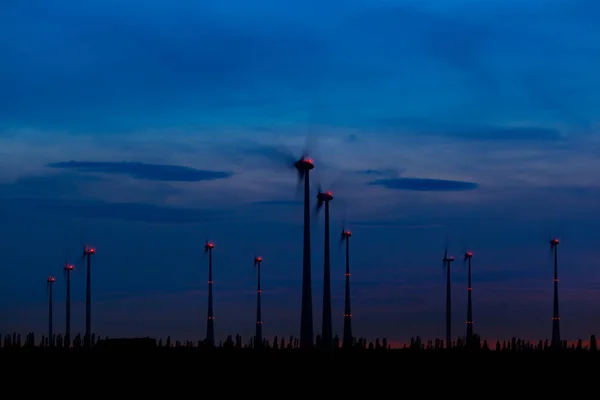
left=3, top=347, right=600, bottom=355
left=2, top=345, right=595, bottom=388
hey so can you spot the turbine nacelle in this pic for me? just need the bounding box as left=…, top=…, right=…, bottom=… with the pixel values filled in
left=254, top=256, right=263, bottom=266
left=317, top=191, right=334, bottom=202
left=204, top=242, right=215, bottom=253
left=464, top=251, right=473, bottom=260
left=341, top=230, right=352, bottom=239
left=47, top=276, right=56, bottom=283
left=64, top=264, right=74, bottom=271
left=294, top=156, right=314, bottom=171
left=316, top=190, right=334, bottom=211
left=549, top=238, right=559, bottom=247
left=294, top=156, right=314, bottom=182
left=83, top=246, right=95, bottom=256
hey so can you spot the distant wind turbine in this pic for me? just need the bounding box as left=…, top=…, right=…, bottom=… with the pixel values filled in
left=204, top=240, right=215, bottom=347
left=254, top=256, right=263, bottom=348
left=442, top=245, right=455, bottom=349
left=549, top=237, right=561, bottom=349
left=64, top=261, right=74, bottom=348
left=341, top=228, right=353, bottom=349
left=463, top=251, right=474, bottom=346
left=315, top=185, right=334, bottom=350
left=47, top=276, right=56, bottom=347
left=82, top=244, right=95, bottom=348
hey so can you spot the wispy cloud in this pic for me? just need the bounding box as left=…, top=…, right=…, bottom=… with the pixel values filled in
left=369, top=177, right=479, bottom=192
left=48, top=161, right=233, bottom=182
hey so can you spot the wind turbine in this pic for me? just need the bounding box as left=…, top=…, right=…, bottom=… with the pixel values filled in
left=340, top=228, right=353, bottom=349
left=63, top=261, right=74, bottom=348
left=254, top=256, right=263, bottom=348
left=204, top=240, right=215, bottom=347
left=295, top=152, right=315, bottom=349
left=315, top=185, right=334, bottom=350
left=82, top=244, right=95, bottom=348
left=549, top=237, right=561, bottom=350
left=47, top=276, right=56, bottom=347
left=258, top=140, right=316, bottom=349
left=463, top=251, right=474, bottom=347
left=442, top=245, right=454, bottom=349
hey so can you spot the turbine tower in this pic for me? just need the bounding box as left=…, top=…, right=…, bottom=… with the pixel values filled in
left=464, top=251, right=474, bottom=346
left=47, top=276, right=56, bottom=347
left=341, top=228, right=353, bottom=349
left=64, top=262, right=74, bottom=348
left=315, top=187, right=334, bottom=349
left=442, top=246, right=454, bottom=349
left=204, top=240, right=215, bottom=347
left=294, top=155, right=315, bottom=349
left=550, top=238, right=561, bottom=349
left=82, top=244, right=95, bottom=348
left=254, top=256, right=263, bottom=348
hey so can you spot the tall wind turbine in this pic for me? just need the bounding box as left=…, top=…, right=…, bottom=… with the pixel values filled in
left=63, top=262, right=74, bottom=348
left=463, top=251, right=474, bottom=346
left=341, top=228, right=353, bottom=349
left=295, top=154, right=315, bottom=349
left=254, top=256, right=263, bottom=348
left=82, top=244, right=95, bottom=348
left=204, top=240, right=215, bottom=347
left=261, top=143, right=315, bottom=348
left=549, top=238, right=561, bottom=349
left=47, top=276, right=56, bottom=347
left=442, top=246, right=454, bottom=349
left=315, top=186, right=334, bottom=349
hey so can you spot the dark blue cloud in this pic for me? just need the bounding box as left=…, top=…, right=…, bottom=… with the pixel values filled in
left=356, top=169, right=384, bottom=175
left=369, top=178, right=478, bottom=192
left=355, top=168, right=401, bottom=176
left=47, top=161, right=232, bottom=182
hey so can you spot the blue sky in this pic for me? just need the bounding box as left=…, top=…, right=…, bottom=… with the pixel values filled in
left=1, top=0, right=600, bottom=345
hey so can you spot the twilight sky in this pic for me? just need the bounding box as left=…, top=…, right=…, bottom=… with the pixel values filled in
left=1, top=0, right=600, bottom=345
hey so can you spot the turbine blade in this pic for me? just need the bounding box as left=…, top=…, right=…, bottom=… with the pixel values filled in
left=297, top=167, right=304, bottom=184
left=248, top=144, right=297, bottom=169
left=312, top=204, right=321, bottom=223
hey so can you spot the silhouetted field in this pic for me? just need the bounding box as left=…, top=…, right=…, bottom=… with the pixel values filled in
left=1, top=332, right=598, bottom=353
